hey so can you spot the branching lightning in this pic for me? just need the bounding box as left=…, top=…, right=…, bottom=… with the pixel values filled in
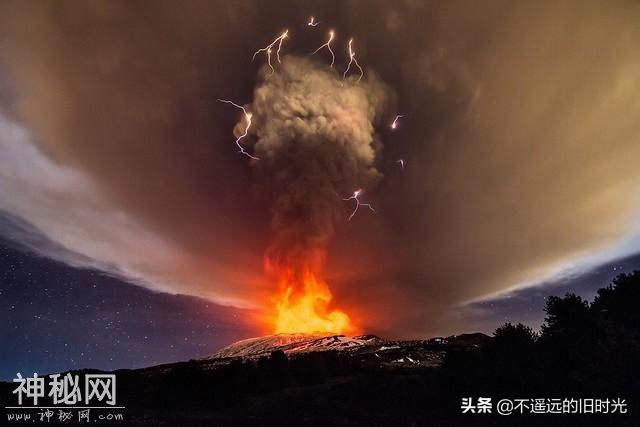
left=307, top=16, right=319, bottom=27
left=391, top=114, right=404, bottom=130
left=312, top=30, right=335, bottom=67
left=262, top=48, right=275, bottom=75
left=217, top=99, right=259, bottom=160
left=252, top=30, right=289, bottom=66
left=268, top=48, right=275, bottom=74
left=342, top=189, right=375, bottom=221
left=342, top=38, right=364, bottom=82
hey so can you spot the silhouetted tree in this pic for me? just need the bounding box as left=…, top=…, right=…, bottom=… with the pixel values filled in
left=541, top=293, right=590, bottom=339
left=493, top=322, right=538, bottom=348
left=592, top=271, right=640, bottom=329
left=537, top=294, right=597, bottom=391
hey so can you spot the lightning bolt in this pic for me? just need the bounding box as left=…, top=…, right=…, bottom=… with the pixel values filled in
left=343, top=38, right=364, bottom=82
left=252, top=30, right=289, bottom=66
left=307, top=16, right=319, bottom=27
left=312, top=30, right=335, bottom=67
left=342, top=189, right=375, bottom=221
left=217, top=99, right=259, bottom=160
left=261, top=48, right=275, bottom=75
left=391, top=114, right=404, bottom=130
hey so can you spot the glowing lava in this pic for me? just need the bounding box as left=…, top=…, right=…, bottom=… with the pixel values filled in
left=270, top=266, right=355, bottom=335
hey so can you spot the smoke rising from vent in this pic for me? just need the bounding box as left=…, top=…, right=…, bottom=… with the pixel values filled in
left=236, top=56, right=390, bottom=275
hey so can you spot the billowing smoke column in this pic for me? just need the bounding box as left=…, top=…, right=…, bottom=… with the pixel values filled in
left=232, top=56, right=390, bottom=334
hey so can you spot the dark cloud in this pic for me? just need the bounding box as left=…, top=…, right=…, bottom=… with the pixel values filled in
left=0, top=1, right=639, bottom=336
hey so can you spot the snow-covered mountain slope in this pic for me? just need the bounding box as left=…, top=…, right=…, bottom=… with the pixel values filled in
left=207, top=333, right=383, bottom=359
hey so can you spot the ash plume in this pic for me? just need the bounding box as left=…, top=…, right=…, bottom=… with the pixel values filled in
left=235, top=56, right=391, bottom=275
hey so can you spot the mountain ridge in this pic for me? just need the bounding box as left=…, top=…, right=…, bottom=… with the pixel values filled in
left=205, top=332, right=491, bottom=365
left=206, top=333, right=383, bottom=359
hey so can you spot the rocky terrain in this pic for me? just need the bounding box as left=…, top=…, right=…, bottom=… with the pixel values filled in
left=206, top=333, right=384, bottom=359
left=203, top=332, right=491, bottom=370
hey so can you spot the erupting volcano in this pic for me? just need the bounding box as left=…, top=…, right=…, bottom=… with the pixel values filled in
left=269, top=260, right=355, bottom=335
left=226, top=56, right=391, bottom=335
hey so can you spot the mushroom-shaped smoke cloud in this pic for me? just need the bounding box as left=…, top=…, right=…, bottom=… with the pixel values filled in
left=231, top=56, right=392, bottom=333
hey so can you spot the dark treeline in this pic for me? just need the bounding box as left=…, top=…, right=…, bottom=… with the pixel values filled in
left=441, top=271, right=640, bottom=400
left=116, top=348, right=361, bottom=411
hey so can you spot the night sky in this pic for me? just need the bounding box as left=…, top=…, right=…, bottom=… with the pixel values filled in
left=0, top=240, right=256, bottom=381
left=1, top=1, right=640, bottom=378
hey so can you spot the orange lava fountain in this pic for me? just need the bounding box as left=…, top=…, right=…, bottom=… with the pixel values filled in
left=270, top=265, right=355, bottom=335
